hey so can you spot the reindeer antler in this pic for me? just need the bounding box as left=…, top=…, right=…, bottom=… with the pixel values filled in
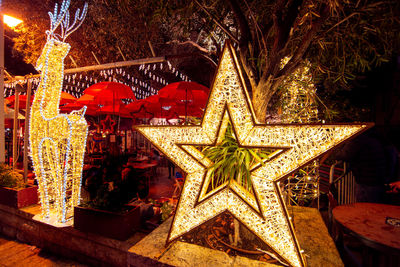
left=61, top=2, right=88, bottom=41
left=47, top=0, right=71, bottom=40
left=46, top=0, right=88, bottom=42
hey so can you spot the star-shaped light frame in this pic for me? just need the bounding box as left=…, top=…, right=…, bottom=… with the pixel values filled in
left=101, top=114, right=116, bottom=133
left=135, top=41, right=371, bottom=267
left=178, top=106, right=288, bottom=218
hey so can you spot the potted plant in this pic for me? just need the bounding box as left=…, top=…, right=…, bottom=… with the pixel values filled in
left=0, top=164, right=38, bottom=208
left=201, top=123, right=273, bottom=247
left=74, top=183, right=142, bottom=240
left=149, top=198, right=175, bottom=223
left=74, top=163, right=144, bottom=240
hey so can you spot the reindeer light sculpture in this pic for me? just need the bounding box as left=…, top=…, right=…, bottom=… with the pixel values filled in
left=30, top=0, right=89, bottom=225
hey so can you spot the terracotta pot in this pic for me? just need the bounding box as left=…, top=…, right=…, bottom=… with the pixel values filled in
left=74, top=205, right=141, bottom=240
left=0, top=185, right=38, bottom=209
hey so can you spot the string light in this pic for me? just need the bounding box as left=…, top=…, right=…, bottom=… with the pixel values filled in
left=135, top=42, right=370, bottom=267
left=29, top=0, right=88, bottom=226
left=280, top=58, right=321, bottom=206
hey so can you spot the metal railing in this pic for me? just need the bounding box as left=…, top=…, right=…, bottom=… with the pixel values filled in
left=328, top=161, right=355, bottom=235
left=329, top=161, right=355, bottom=206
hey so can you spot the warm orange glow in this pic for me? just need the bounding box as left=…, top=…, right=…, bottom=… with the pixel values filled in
left=4, top=15, right=23, bottom=28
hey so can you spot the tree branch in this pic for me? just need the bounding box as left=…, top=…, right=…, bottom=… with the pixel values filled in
left=277, top=4, right=330, bottom=80
left=227, top=0, right=252, bottom=47
left=227, top=0, right=259, bottom=85
left=243, top=0, right=267, bottom=56
left=194, top=0, right=239, bottom=44
left=271, top=0, right=304, bottom=57
left=264, top=0, right=304, bottom=83
left=325, top=12, right=360, bottom=34
left=166, top=40, right=210, bottom=54
left=279, top=0, right=304, bottom=49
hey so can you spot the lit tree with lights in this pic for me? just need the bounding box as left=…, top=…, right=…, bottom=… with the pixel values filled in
left=280, top=59, right=321, bottom=206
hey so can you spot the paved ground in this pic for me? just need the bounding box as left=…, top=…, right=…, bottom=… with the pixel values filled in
left=0, top=234, right=87, bottom=267
left=148, top=166, right=176, bottom=199
left=0, top=165, right=176, bottom=267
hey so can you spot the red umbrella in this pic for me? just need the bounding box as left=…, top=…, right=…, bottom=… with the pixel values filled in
left=142, top=95, right=162, bottom=113
left=6, top=95, right=31, bottom=109
left=131, top=107, right=154, bottom=119
left=97, top=104, right=131, bottom=118
left=83, top=82, right=136, bottom=105
left=159, top=81, right=209, bottom=94
left=127, top=96, right=167, bottom=119
left=60, top=92, right=77, bottom=105
left=168, top=103, right=204, bottom=118
left=125, top=100, right=145, bottom=113
left=158, top=82, right=209, bottom=121
left=60, top=102, right=98, bottom=116
left=129, top=96, right=161, bottom=118
left=76, top=94, right=96, bottom=105
left=7, top=92, right=77, bottom=108
left=158, top=81, right=209, bottom=106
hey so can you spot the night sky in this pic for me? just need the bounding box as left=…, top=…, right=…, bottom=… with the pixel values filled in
left=4, top=27, right=37, bottom=76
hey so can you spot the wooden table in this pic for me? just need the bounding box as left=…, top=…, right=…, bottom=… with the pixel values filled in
left=333, top=203, right=400, bottom=266
left=131, top=161, right=158, bottom=170
left=131, top=156, right=149, bottom=163
left=130, top=161, right=158, bottom=186
left=333, top=203, right=400, bottom=252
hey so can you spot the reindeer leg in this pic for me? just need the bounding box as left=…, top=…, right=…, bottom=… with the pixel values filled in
left=38, top=137, right=63, bottom=220
left=68, top=126, right=88, bottom=208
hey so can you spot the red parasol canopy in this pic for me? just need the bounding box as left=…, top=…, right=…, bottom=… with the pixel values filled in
left=6, top=92, right=77, bottom=109
left=131, top=107, right=154, bottom=119
left=83, top=81, right=136, bottom=105
left=125, top=100, right=145, bottom=113
left=128, top=95, right=161, bottom=118
left=97, top=104, right=131, bottom=118
left=142, top=95, right=162, bottom=113
left=59, top=92, right=78, bottom=105
left=168, top=103, right=204, bottom=118
left=76, top=94, right=95, bottom=105
left=158, top=81, right=209, bottom=107
left=59, top=102, right=98, bottom=116
left=158, top=82, right=209, bottom=121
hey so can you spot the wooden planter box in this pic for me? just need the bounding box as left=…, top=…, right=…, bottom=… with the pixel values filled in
left=0, top=185, right=38, bottom=209
left=74, top=205, right=141, bottom=240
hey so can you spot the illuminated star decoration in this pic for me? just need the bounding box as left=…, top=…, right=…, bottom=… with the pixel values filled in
left=101, top=114, right=116, bottom=133
left=135, top=41, right=370, bottom=267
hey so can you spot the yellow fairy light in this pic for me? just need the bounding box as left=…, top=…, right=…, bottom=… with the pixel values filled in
left=280, top=59, right=319, bottom=123
left=29, top=0, right=88, bottom=226
left=280, top=58, right=321, bottom=206
left=135, top=41, right=370, bottom=267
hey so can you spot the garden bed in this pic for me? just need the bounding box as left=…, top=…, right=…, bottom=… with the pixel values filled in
left=0, top=185, right=38, bottom=209
left=180, top=212, right=283, bottom=265
left=74, top=204, right=141, bottom=240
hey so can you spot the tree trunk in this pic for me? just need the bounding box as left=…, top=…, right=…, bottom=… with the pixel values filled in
left=252, top=78, right=273, bottom=123
left=251, top=73, right=287, bottom=122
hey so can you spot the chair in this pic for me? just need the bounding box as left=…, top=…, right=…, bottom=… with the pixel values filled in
left=172, top=172, right=184, bottom=198
left=89, top=153, right=104, bottom=165
left=328, top=160, right=356, bottom=209
left=328, top=161, right=355, bottom=233
left=327, top=161, right=357, bottom=252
